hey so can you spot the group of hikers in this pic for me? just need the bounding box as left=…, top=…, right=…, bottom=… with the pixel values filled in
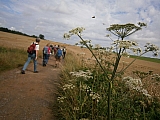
left=42, top=43, right=66, bottom=67
left=21, top=38, right=66, bottom=74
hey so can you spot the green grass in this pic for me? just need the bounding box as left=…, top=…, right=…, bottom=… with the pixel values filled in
left=0, top=46, right=27, bottom=73
left=130, top=55, right=160, bottom=63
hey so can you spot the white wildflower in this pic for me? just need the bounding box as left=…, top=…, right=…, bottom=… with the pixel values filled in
left=113, top=40, right=138, bottom=49
left=63, top=83, right=75, bottom=90
left=73, top=107, right=79, bottom=111
left=70, top=70, right=93, bottom=80
left=90, top=92, right=100, bottom=102
left=151, top=74, right=160, bottom=81
left=57, top=96, right=66, bottom=103
left=123, top=77, right=143, bottom=90
left=79, top=118, right=89, bottom=120
left=81, top=84, right=91, bottom=92
left=130, top=47, right=142, bottom=54
left=144, top=43, right=159, bottom=56
left=69, top=27, right=85, bottom=35
left=63, top=33, right=71, bottom=39
left=123, top=76, right=152, bottom=98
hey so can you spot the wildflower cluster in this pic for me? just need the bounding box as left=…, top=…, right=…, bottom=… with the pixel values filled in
left=63, top=83, right=75, bottom=90
left=63, top=27, right=85, bottom=39
left=122, top=76, right=151, bottom=98
left=73, top=107, right=79, bottom=111
left=130, top=47, right=142, bottom=54
left=57, top=96, right=66, bottom=103
left=90, top=91, right=101, bottom=102
left=79, top=118, right=89, bottom=120
left=112, top=40, right=138, bottom=49
left=144, top=43, right=159, bottom=56
left=80, top=83, right=100, bottom=102
left=80, top=84, right=91, bottom=92
left=70, top=70, right=93, bottom=80
left=151, top=74, right=160, bottom=81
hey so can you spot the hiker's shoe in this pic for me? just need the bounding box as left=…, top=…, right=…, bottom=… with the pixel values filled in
left=21, top=70, right=25, bottom=74
left=43, top=63, right=46, bottom=66
left=34, top=71, right=39, bottom=73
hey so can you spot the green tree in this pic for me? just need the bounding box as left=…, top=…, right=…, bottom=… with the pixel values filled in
left=39, top=34, right=45, bottom=39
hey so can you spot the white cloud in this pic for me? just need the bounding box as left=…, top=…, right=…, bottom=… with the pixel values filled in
left=0, top=0, right=160, bottom=58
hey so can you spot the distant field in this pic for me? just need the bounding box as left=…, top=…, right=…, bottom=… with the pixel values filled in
left=0, top=31, right=160, bottom=76
left=130, top=55, right=160, bottom=63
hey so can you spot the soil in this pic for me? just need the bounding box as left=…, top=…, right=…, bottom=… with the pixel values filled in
left=0, top=56, right=60, bottom=120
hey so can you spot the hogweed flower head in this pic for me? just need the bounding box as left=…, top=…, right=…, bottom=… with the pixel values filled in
left=130, top=47, right=142, bottom=54
left=113, top=40, right=138, bottom=49
left=79, top=118, right=89, bottom=120
left=70, top=70, right=93, bottom=80
left=63, top=27, right=85, bottom=40
left=144, top=43, right=159, bottom=56
left=89, top=91, right=101, bottom=102
left=73, top=107, right=79, bottom=111
left=80, top=84, right=92, bottom=92
left=69, top=27, right=85, bottom=35
left=63, top=83, right=75, bottom=90
left=123, top=76, right=143, bottom=90
left=63, top=33, right=71, bottom=39
left=122, top=76, right=151, bottom=98
left=57, top=96, right=66, bottom=103
left=151, top=74, right=160, bottom=81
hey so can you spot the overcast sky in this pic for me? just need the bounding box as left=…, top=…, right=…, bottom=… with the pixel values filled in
left=0, top=0, right=160, bottom=58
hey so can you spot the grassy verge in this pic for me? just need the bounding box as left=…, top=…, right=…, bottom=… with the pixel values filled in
left=55, top=51, right=160, bottom=120
left=0, top=46, right=27, bottom=73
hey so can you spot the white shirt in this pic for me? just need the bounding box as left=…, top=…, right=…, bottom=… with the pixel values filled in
left=32, top=42, right=39, bottom=50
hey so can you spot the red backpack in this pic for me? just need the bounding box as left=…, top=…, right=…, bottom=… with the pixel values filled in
left=27, top=42, right=36, bottom=54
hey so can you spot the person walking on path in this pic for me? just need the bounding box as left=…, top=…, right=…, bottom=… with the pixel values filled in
left=53, top=45, right=58, bottom=56
left=55, top=45, right=63, bottom=67
left=43, top=43, right=51, bottom=66
left=62, top=46, right=66, bottom=59
left=21, top=38, right=40, bottom=74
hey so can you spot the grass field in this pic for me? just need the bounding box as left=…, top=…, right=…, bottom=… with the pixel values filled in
left=130, top=55, right=160, bottom=63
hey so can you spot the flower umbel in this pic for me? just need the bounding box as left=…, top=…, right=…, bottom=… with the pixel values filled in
left=57, top=96, right=66, bottom=103
left=144, top=43, right=159, bottom=56
left=63, top=83, right=75, bottom=90
left=122, top=76, right=151, bottom=98
left=63, top=27, right=85, bottom=39
left=70, top=70, right=93, bottom=80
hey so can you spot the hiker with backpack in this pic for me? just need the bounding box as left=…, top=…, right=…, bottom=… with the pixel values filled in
left=55, top=45, right=63, bottom=67
left=43, top=43, right=51, bottom=66
left=21, top=38, right=40, bottom=74
left=62, top=46, right=66, bottom=59
left=49, top=44, right=54, bottom=55
left=53, top=45, right=58, bottom=56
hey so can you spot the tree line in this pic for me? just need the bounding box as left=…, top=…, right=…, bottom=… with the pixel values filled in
left=0, top=27, right=45, bottom=39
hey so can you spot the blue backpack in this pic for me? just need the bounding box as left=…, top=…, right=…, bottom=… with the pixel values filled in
left=43, top=46, right=49, bottom=54
left=56, top=49, right=62, bottom=57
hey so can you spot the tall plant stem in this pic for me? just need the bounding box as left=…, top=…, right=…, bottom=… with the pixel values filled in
left=107, top=47, right=124, bottom=120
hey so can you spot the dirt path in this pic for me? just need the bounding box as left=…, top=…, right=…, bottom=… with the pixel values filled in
left=0, top=55, right=60, bottom=120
